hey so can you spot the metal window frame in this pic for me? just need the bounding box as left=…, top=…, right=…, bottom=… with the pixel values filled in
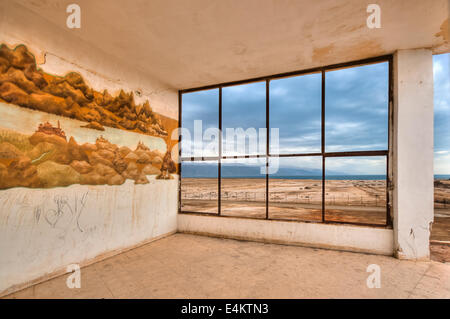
left=178, top=55, right=393, bottom=228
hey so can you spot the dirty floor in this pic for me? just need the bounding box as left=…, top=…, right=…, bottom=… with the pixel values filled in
left=4, top=233, right=450, bottom=299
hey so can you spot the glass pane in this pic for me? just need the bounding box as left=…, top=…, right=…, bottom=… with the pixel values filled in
left=269, top=73, right=321, bottom=154
left=432, top=53, right=450, bottom=242
left=269, top=156, right=322, bottom=221
left=324, top=156, right=387, bottom=225
left=325, top=62, right=388, bottom=152
left=181, top=161, right=218, bottom=214
left=434, top=177, right=450, bottom=241
left=181, top=89, right=219, bottom=157
left=221, top=158, right=266, bottom=218
left=222, top=82, right=266, bottom=156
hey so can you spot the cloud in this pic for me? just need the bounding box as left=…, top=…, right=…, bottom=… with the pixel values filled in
left=435, top=153, right=450, bottom=175
left=433, top=59, right=443, bottom=75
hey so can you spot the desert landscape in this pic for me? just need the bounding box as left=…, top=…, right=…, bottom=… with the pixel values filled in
left=181, top=178, right=387, bottom=223
left=181, top=177, right=450, bottom=240
left=433, top=179, right=450, bottom=242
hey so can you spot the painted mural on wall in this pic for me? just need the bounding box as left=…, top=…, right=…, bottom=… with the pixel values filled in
left=0, top=43, right=177, bottom=189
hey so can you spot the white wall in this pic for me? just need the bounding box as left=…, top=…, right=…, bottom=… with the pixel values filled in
left=393, top=49, right=434, bottom=260
left=178, top=214, right=394, bottom=255
left=0, top=178, right=178, bottom=295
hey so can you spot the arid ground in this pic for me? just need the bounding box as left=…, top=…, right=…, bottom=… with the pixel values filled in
left=181, top=178, right=450, bottom=242
left=433, top=179, right=450, bottom=243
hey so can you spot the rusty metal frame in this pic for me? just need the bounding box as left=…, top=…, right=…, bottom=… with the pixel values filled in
left=218, top=87, right=222, bottom=216
left=177, top=91, right=182, bottom=213
left=266, top=79, right=270, bottom=220
left=178, top=55, right=393, bottom=228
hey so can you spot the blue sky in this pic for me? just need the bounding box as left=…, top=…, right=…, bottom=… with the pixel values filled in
left=433, top=53, right=450, bottom=175
left=182, top=54, right=449, bottom=175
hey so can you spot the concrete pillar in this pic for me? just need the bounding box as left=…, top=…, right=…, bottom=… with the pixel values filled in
left=393, top=49, right=434, bottom=260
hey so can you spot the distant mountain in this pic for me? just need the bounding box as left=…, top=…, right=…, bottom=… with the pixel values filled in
left=268, top=167, right=323, bottom=177
left=181, top=162, right=220, bottom=178
left=181, top=162, right=326, bottom=178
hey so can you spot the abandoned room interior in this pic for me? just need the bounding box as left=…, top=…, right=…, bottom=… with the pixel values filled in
left=0, top=0, right=449, bottom=299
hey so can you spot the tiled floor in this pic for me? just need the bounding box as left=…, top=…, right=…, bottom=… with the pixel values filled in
left=4, top=233, right=450, bottom=298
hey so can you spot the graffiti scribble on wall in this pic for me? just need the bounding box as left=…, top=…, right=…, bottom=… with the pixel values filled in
left=0, top=121, right=176, bottom=189
left=0, top=43, right=167, bottom=137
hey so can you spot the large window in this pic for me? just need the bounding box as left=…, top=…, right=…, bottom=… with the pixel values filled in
left=180, top=56, right=392, bottom=227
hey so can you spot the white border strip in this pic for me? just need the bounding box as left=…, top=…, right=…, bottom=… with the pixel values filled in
left=178, top=214, right=394, bottom=255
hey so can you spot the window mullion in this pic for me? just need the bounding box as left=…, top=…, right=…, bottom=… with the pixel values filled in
left=321, top=69, right=326, bottom=223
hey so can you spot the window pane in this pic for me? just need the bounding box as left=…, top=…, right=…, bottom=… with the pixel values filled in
left=221, top=158, right=266, bottom=218
left=432, top=53, right=450, bottom=242
left=222, top=82, right=266, bottom=156
left=181, top=161, right=218, bottom=214
left=181, top=89, right=219, bottom=157
left=324, top=156, right=387, bottom=225
left=325, top=62, right=388, bottom=152
left=270, top=73, right=321, bottom=154
left=269, top=156, right=322, bottom=221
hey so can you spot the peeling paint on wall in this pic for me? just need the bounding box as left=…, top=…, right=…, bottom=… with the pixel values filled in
left=434, top=19, right=449, bottom=42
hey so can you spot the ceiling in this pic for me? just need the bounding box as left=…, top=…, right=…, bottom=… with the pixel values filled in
left=10, top=0, right=450, bottom=90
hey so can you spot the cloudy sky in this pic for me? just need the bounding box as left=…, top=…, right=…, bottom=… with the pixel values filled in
left=433, top=53, right=450, bottom=175
left=182, top=54, right=449, bottom=175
